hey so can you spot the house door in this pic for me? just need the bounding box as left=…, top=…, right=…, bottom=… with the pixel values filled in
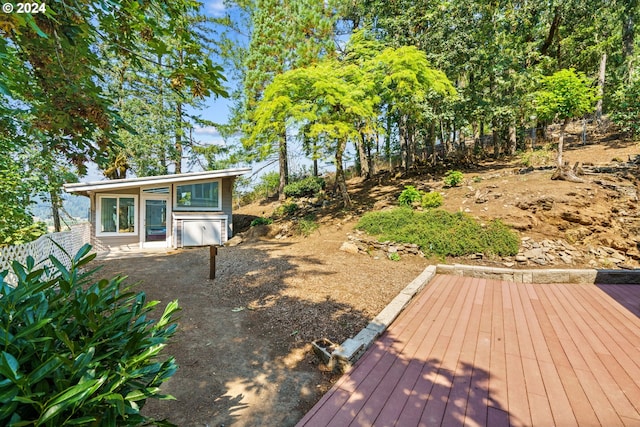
left=141, top=194, right=171, bottom=248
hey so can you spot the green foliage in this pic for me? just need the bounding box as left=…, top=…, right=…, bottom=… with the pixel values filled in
left=519, top=145, right=556, bottom=167
left=443, top=170, right=464, bottom=187
left=398, top=186, right=422, bottom=206
left=421, top=192, right=444, bottom=209
left=256, top=172, right=281, bottom=198
left=274, top=202, right=299, bottom=217
left=2, top=222, right=47, bottom=247
left=534, top=69, right=598, bottom=123
left=610, top=79, right=640, bottom=138
left=0, top=245, right=179, bottom=426
left=250, top=217, right=273, bottom=227
left=283, top=176, right=326, bottom=198
left=296, top=216, right=320, bottom=237
left=357, top=208, right=519, bottom=257
left=0, top=148, right=43, bottom=245
left=388, top=252, right=401, bottom=261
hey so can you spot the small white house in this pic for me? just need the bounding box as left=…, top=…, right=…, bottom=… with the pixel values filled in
left=64, top=168, right=251, bottom=252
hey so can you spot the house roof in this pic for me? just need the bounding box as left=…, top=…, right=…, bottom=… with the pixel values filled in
left=64, top=167, right=252, bottom=195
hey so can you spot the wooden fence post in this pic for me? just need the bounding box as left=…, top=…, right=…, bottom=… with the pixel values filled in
left=209, top=246, right=217, bottom=280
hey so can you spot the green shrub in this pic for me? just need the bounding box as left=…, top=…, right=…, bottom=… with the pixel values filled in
left=0, top=245, right=179, bottom=426
left=283, top=176, right=325, bottom=198
left=443, top=170, right=464, bottom=187
left=296, top=215, right=319, bottom=237
left=421, top=191, right=443, bottom=209
left=255, top=172, right=281, bottom=198
left=356, top=208, right=519, bottom=257
left=398, top=186, right=422, bottom=206
left=388, top=252, right=401, bottom=261
left=610, top=79, right=640, bottom=138
left=274, top=202, right=299, bottom=217
left=519, top=145, right=555, bottom=167
left=250, top=217, right=273, bottom=227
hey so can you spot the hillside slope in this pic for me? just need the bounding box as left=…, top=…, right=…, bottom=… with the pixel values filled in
left=236, top=138, right=639, bottom=269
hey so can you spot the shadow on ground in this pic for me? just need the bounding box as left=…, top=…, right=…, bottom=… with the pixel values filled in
left=92, top=243, right=371, bottom=426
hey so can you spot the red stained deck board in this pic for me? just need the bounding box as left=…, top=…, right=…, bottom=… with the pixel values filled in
left=597, top=284, right=640, bottom=318
left=296, top=276, right=640, bottom=427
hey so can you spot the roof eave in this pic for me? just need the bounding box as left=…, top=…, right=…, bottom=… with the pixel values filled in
left=63, top=168, right=252, bottom=194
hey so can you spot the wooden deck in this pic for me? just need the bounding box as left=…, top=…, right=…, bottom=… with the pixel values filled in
left=297, top=274, right=640, bottom=427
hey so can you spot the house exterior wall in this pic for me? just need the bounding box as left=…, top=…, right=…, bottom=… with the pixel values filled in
left=221, top=176, right=235, bottom=238
left=87, top=176, right=238, bottom=252
left=90, top=188, right=140, bottom=253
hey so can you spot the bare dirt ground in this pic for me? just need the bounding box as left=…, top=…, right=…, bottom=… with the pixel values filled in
left=92, top=130, right=638, bottom=426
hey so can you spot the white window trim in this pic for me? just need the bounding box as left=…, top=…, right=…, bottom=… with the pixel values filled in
left=96, top=194, right=139, bottom=237
left=173, top=179, right=222, bottom=212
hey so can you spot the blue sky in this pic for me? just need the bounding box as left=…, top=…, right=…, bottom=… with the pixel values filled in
left=189, top=0, right=239, bottom=152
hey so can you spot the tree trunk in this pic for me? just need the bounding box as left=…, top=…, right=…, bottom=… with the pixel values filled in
left=407, top=119, right=415, bottom=170
left=507, top=125, right=517, bottom=155
left=385, top=114, right=392, bottom=171
left=492, top=118, right=500, bottom=158
left=622, top=0, right=637, bottom=80
left=335, top=139, right=351, bottom=208
left=50, top=189, right=62, bottom=232
left=278, top=132, right=288, bottom=201
left=596, top=52, right=607, bottom=124
left=175, top=102, right=183, bottom=174
left=557, top=118, right=568, bottom=168
left=357, top=132, right=371, bottom=179
left=428, top=122, right=437, bottom=165
left=399, top=115, right=408, bottom=172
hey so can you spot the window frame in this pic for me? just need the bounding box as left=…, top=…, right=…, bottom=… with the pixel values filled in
left=173, top=179, right=222, bottom=211
left=96, top=194, right=139, bottom=237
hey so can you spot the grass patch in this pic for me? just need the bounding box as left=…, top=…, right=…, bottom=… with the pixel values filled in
left=356, top=208, right=519, bottom=257
left=296, top=215, right=319, bottom=237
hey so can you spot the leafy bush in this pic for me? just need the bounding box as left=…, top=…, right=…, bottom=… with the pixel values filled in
left=610, top=79, right=640, bottom=138
left=296, top=215, right=319, bottom=237
left=274, top=202, right=299, bottom=217
left=443, top=170, right=464, bottom=187
left=398, top=186, right=422, bottom=206
left=0, top=245, right=179, bottom=426
left=283, top=176, right=325, bottom=198
left=1, top=222, right=47, bottom=247
left=356, top=208, right=519, bottom=257
left=250, top=217, right=273, bottom=227
left=421, top=191, right=443, bottom=209
left=519, top=145, right=555, bottom=167
left=254, top=172, right=281, bottom=198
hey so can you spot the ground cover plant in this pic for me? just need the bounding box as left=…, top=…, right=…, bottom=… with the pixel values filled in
left=283, top=176, right=326, bottom=198
left=357, top=208, right=519, bottom=257
left=443, top=170, right=464, bottom=187
left=0, top=245, right=179, bottom=426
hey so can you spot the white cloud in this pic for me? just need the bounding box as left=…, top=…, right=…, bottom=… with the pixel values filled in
left=193, top=125, right=220, bottom=137
left=204, top=0, right=226, bottom=17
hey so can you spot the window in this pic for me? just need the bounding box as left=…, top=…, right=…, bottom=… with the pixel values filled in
left=175, top=181, right=220, bottom=210
left=98, top=196, right=136, bottom=235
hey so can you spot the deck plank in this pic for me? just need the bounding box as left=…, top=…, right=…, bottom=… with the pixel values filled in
left=296, top=276, right=640, bottom=427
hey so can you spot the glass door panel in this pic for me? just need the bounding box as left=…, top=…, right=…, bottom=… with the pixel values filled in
left=145, top=199, right=167, bottom=242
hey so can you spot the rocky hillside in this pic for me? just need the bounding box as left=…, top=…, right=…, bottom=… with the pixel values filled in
left=235, top=138, right=639, bottom=270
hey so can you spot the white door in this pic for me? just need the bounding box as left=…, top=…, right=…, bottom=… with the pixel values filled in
left=141, top=195, right=171, bottom=248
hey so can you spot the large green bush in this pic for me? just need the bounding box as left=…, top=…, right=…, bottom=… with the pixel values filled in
left=610, top=79, right=640, bottom=138
left=357, top=208, right=519, bottom=257
left=283, top=176, right=325, bottom=198
left=0, top=245, right=179, bottom=426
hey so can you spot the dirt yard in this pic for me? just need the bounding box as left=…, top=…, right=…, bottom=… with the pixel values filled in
left=92, top=133, right=638, bottom=426
left=93, top=227, right=427, bottom=426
